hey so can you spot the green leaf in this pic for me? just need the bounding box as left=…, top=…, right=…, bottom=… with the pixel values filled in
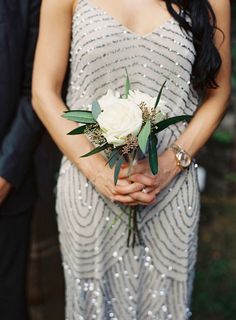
left=148, top=134, right=158, bottom=175
left=106, top=149, right=120, bottom=169
left=125, top=68, right=131, bottom=98
left=92, top=100, right=102, bottom=120
left=138, top=120, right=151, bottom=154
left=154, top=81, right=166, bottom=108
left=153, top=115, right=192, bottom=133
left=62, top=110, right=96, bottom=124
left=81, top=144, right=109, bottom=158
left=67, top=125, right=87, bottom=135
left=114, top=157, right=125, bottom=185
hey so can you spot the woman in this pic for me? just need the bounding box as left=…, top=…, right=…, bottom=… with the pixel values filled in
left=32, top=0, right=231, bottom=319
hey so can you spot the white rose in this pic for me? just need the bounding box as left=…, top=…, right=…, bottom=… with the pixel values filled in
left=128, top=89, right=166, bottom=112
left=128, top=90, right=156, bottom=108
left=98, top=89, right=121, bottom=110
left=128, top=89, right=167, bottom=123
left=97, top=98, right=143, bottom=147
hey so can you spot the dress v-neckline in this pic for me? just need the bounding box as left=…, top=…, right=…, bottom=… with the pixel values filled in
left=78, top=0, right=176, bottom=38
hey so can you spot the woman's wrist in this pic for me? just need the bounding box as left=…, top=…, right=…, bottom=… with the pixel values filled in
left=168, top=142, right=192, bottom=171
left=160, top=149, right=182, bottom=176
left=76, top=153, right=107, bottom=184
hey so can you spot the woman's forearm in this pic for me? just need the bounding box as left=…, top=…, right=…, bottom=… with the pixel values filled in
left=175, top=89, right=231, bottom=157
left=174, top=0, right=231, bottom=158
left=32, top=91, right=105, bottom=179
left=31, top=0, right=107, bottom=181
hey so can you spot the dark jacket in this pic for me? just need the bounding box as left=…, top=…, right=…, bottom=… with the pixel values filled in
left=0, top=0, right=43, bottom=215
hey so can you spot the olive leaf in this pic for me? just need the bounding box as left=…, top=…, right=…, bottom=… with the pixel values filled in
left=148, top=134, right=158, bottom=175
left=125, top=68, right=131, bottom=98
left=62, top=110, right=96, bottom=124
left=153, top=115, right=192, bottom=133
left=81, top=143, right=109, bottom=158
left=138, top=120, right=151, bottom=154
left=106, top=149, right=120, bottom=169
left=154, top=81, right=166, bottom=108
left=67, top=125, right=87, bottom=135
left=114, top=157, right=125, bottom=185
left=92, top=99, right=102, bottom=120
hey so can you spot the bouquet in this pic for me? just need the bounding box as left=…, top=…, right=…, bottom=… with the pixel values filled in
left=63, top=70, right=192, bottom=247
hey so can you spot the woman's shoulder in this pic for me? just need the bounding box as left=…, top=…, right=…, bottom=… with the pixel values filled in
left=45, top=0, right=76, bottom=12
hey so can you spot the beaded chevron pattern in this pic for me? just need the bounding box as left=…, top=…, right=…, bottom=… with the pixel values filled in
left=56, top=0, right=200, bottom=319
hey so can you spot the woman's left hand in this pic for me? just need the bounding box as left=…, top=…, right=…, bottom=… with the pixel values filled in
left=113, top=149, right=181, bottom=205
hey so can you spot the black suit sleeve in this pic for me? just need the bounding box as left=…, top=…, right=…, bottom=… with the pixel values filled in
left=0, top=0, right=44, bottom=188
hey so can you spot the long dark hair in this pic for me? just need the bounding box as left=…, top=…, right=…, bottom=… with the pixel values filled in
left=163, top=0, right=222, bottom=91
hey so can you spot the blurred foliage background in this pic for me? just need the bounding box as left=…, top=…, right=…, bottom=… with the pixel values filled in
left=192, top=3, right=236, bottom=320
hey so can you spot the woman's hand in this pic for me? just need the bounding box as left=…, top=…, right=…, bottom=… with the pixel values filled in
left=0, top=177, right=11, bottom=206
left=87, top=155, right=145, bottom=204
left=113, top=149, right=181, bottom=205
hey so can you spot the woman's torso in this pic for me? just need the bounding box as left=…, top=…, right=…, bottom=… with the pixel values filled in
left=67, top=0, right=199, bottom=154
left=57, top=0, right=201, bottom=288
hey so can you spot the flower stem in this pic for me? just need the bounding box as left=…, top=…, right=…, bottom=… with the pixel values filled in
left=107, top=211, right=124, bottom=230
left=127, top=206, right=140, bottom=248
left=127, top=207, right=132, bottom=247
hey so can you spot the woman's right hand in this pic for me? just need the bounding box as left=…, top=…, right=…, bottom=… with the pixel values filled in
left=86, top=156, right=145, bottom=203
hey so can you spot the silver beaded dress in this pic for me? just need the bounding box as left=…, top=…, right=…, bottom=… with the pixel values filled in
left=56, top=0, right=201, bottom=319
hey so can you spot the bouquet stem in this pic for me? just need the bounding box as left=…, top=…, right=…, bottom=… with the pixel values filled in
left=127, top=206, right=141, bottom=248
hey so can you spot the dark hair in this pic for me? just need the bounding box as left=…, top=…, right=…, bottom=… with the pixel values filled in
left=163, top=0, right=222, bottom=91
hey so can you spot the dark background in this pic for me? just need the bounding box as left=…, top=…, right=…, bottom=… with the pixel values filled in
left=192, top=3, right=236, bottom=319
left=26, top=4, right=236, bottom=320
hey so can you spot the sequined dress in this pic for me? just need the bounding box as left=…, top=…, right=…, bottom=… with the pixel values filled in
left=56, top=0, right=201, bottom=319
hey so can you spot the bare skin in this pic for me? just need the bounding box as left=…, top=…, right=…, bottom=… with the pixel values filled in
left=32, top=0, right=231, bottom=206
left=0, top=177, right=11, bottom=205
left=114, top=0, right=231, bottom=205
left=81, top=0, right=178, bottom=36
